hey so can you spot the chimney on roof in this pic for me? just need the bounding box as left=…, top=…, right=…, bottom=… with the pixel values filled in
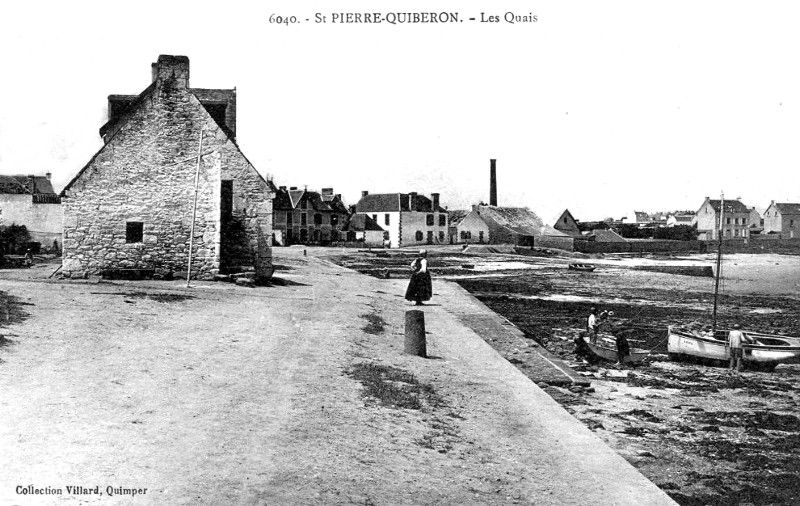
left=409, top=192, right=417, bottom=211
left=361, top=191, right=369, bottom=197
left=489, top=159, right=497, bottom=206
left=45, top=172, right=51, bottom=180
left=289, top=186, right=297, bottom=190
left=279, top=186, right=287, bottom=191
left=321, top=188, right=334, bottom=196
left=431, top=193, right=440, bottom=211
left=26, top=175, right=35, bottom=193
left=154, top=55, right=190, bottom=89
left=151, top=63, right=158, bottom=82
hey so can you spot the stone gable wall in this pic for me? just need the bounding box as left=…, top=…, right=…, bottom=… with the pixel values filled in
left=62, top=76, right=272, bottom=280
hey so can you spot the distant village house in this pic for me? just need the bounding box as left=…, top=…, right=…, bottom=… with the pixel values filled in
left=694, top=197, right=751, bottom=241
left=354, top=191, right=448, bottom=248
left=763, top=201, right=800, bottom=238
left=0, top=173, right=62, bottom=249
left=271, top=186, right=349, bottom=246
left=60, top=55, right=273, bottom=280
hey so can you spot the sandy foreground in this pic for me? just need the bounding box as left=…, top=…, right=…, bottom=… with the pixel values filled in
left=0, top=251, right=673, bottom=505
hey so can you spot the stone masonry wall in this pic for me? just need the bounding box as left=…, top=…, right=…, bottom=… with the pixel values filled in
left=62, top=69, right=272, bottom=280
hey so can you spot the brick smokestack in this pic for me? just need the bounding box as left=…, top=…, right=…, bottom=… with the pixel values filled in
left=489, top=158, right=497, bottom=206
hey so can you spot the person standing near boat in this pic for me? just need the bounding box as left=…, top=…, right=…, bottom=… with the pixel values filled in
left=587, top=307, right=598, bottom=344
left=405, top=249, right=432, bottom=306
left=728, top=324, right=745, bottom=372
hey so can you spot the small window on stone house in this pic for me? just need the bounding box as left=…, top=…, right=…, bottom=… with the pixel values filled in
left=385, top=214, right=390, bottom=226
left=415, top=231, right=423, bottom=241
left=372, top=214, right=378, bottom=222
left=126, top=222, right=144, bottom=243
left=331, top=215, right=339, bottom=226
left=426, top=214, right=434, bottom=226
left=439, top=215, right=446, bottom=227
left=301, top=214, right=307, bottom=226
left=314, top=213, right=323, bottom=225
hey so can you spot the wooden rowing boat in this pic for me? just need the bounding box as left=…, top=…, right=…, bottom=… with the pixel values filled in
left=568, top=263, right=596, bottom=272
left=582, top=334, right=650, bottom=364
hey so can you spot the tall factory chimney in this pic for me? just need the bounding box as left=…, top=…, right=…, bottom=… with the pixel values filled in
left=489, top=158, right=497, bottom=206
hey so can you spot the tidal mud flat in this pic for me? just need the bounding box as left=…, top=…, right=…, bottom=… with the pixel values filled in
left=334, top=249, right=800, bottom=505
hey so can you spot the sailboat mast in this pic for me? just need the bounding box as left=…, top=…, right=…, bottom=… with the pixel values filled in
left=712, top=193, right=724, bottom=332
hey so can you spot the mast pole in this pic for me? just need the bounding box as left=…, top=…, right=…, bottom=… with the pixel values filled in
left=186, top=131, right=204, bottom=288
left=712, top=192, right=724, bottom=332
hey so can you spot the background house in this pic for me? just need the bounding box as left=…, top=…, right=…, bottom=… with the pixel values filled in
left=763, top=201, right=800, bottom=238
left=342, top=214, right=385, bottom=246
left=0, top=173, right=62, bottom=249
left=694, top=197, right=751, bottom=240
left=464, top=205, right=571, bottom=248
left=272, top=186, right=348, bottom=246
left=354, top=191, right=448, bottom=248
left=553, top=209, right=582, bottom=237
left=666, top=211, right=695, bottom=228
left=61, top=55, right=273, bottom=280
left=448, top=206, right=491, bottom=244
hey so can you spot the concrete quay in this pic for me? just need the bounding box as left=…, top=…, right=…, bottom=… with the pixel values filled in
left=0, top=250, right=676, bottom=505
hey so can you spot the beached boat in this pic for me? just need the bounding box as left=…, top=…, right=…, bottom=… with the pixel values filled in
left=568, top=263, right=596, bottom=272
left=667, top=326, right=800, bottom=368
left=667, top=193, right=800, bottom=369
left=583, top=334, right=650, bottom=364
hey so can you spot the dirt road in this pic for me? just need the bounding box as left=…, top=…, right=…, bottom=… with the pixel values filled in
left=1, top=253, right=673, bottom=505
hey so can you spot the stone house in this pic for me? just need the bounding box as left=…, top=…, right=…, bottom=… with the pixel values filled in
left=342, top=214, right=386, bottom=247
left=0, top=174, right=62, bottom=249
left=60, top=55, right=273, bottom=280
left=553, top=209, right=582, bottom=237
left=763, top=201, right=800, bottom=238
left=354, top=192, right=448, bottom=248
left=272, top=186, right=349, bottom=246
left=694, top=197, right=751, bottom=241
left=446, top=204, right=570, bottom=249
left=447, top=206, right=491, bottom=244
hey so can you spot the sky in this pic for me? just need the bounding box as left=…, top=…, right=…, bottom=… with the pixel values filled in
left=1, top=1, right=799, bottom=223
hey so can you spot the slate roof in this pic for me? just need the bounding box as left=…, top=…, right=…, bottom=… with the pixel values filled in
left=477, top=206, right=567, bottom=237
left=775, top=203, right=800, bottom=215
left=447, top=210, right=468, bottom=227
left=355, top=193, right=446, bottom=213
left=0, top=175, right=56, bottom=195
left=707, top=199, right=750, bottom=214
left=344, top=214, right=385, bottom=232
left=589, top=229, right=628, bottom=242
left=272, top=188, right=348, bottom=213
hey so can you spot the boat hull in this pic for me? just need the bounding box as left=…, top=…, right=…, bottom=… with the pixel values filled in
left=569, top=263, right=596, bottom=272
left=583, top=335, right=648, bottom=364
left=668, top=326, right=800, bottom=366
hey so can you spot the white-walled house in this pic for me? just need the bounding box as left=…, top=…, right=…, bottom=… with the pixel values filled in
left=763, top=201, right=800, bottom=238
left=354, top=191, right=448, bottom=248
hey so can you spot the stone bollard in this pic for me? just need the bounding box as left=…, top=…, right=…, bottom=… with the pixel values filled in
left=404, top=310, right=427, bottom=358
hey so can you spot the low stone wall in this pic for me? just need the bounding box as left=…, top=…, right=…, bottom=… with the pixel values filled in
left=574, top=240, right=703, bottom=254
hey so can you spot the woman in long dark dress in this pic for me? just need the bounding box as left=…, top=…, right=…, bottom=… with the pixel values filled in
left=405, top=249, right=432, bottom=305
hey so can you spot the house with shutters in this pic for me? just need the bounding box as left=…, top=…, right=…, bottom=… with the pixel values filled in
left=0, top=173, right=63, bottom=249
left=763, top=201, right=800, bottom=238
left=354, top=191, right=448, bottom=248
left=447, top=207, right=491, bottom=244
left=271, top=186, right=349, bottom=245
left=60, top=55, right=274, bottom=280
left=694, top=197, right=752, bottom=241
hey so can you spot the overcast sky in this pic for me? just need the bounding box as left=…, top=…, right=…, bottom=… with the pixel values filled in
left=1, top=1, right=798, bottom=223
